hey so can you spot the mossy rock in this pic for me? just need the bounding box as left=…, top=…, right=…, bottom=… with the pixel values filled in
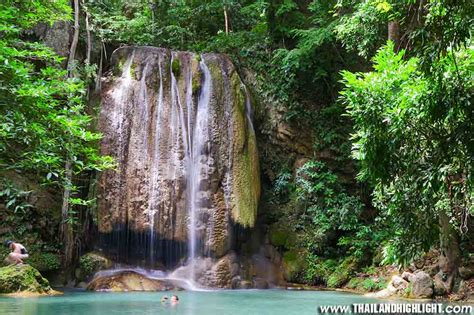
left=229, top=73, right=260, bottom=227
left=77, top=252, right=112, bottom=282
left=269, top=226, right=297, bottom=249
left=270, top=229, right=288, bottom=247
left=172, top=58, right=181, bottom=78
left=0, top=264, right=55, bottom=295
left=282, top=250, right=307, bottom=282
left=191, top=58, right=202, bottom=95
left=130, top=61, right=137, bottom=80
left=114, top=59, right=125, bottom=76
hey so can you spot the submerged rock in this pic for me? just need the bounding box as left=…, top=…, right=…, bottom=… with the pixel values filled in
left=87, top=270, right=183, bottom=292
left=0, top=264, right=58, bottom=296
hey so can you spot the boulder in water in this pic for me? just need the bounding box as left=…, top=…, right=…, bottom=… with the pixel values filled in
left=0, top=264, right=59, bottom=296
left=87, top=270, right=183, bottom=292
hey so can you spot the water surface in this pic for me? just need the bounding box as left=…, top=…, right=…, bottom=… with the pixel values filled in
left=0, top=289, right=421, bottom=315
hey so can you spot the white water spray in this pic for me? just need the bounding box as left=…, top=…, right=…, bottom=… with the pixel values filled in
left=187, top=57, right=212, bottom=283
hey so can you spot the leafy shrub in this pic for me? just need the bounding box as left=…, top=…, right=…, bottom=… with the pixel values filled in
left=305, top=255, right=337, bottom=284
left=347, top=276, right=387, bottom=292
left=0, top=180, right=33, bottom=216
left=326, top=257, right=359, bottom=288
left=29, top=253, right=61, bottom=272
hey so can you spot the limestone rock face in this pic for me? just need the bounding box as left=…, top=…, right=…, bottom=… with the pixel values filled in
left=87, top=270, right=183, bottom=292
left=206, top=254, right=234, bottom=288
left=34, top=22, right=71, bottom=59
left=0, top=264, right=57, bottom=295
left=411, top=271, right=434, bottom=299
left=97, top=46, right=260, bottom=267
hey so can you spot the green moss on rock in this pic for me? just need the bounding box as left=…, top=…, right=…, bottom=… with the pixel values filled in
left=172, top=58, right=181, bottom=78
left=114, top=59, right=125, bottom=76
left=191, top=58, right=202, bottom=95
left=0, top=264, right=54, bottom=294
left=77, top=252, right=112, bottom=281
left=230, top=73, right=260, bottom=227
left=282, top=249, right=307, bottom=282
left=130, top=62, right=137, bottom=80
left=270, top=229, right=288, bottom=247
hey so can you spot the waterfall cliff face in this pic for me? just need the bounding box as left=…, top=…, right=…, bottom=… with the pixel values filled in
left=96, top=46, right=260, bottom=275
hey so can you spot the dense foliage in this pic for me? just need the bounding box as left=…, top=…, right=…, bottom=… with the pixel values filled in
left=0, top=0, right=114, bottom=265
left=0, top=1, right=113, bottom=193
left=342, top=43, right=473, bottom=265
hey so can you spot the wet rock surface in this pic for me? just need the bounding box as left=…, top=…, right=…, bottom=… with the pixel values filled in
left=87, top=270, right=183, bottom=292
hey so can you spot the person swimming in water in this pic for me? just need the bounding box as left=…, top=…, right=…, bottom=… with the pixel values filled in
left=160, top=295, right=169, bottom=304
left=171, top=295, right=179, bottom=305
left=4, top=240, right=29, bottom=265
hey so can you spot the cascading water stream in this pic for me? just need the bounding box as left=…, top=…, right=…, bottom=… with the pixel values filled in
left=111, top=52, right=134, bottom=160
left=243, top=85, right=254, bottom=130
left=187, top=58, right=212, bottom=283
left=147, top=58, right=164, bottom=265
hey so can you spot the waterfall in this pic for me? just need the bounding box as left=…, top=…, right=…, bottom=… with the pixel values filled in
left=243, top=85, right=254, bottom=130
left=147, top=57, right=164, bottom=265
left=98, top=47, right=260, bottom=286
left=187, top=58, right=212, bottom=281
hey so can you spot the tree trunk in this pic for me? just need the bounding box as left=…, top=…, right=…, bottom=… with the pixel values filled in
left=67, top=0, right=80, bottom=76
left=224, top=6, right=229, bottom=34
left=388, top=21, right=400, bottom=52
left=95, top=43, right=103, bottom=92
left=61, top=0, right=80, bottom=267
left=436, top=210, right=461, bottom=293
left=61, top=159, right=74, bottom=266
left=84, top=4, right=91, bottom=65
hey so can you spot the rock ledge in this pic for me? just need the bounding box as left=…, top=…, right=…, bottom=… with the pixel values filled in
left=0, top=264, right=60, bottom=296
